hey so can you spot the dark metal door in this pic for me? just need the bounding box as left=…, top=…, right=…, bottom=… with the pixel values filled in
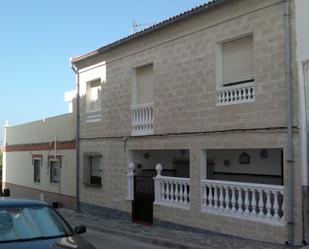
left=132, top=175, right=154, bottom=225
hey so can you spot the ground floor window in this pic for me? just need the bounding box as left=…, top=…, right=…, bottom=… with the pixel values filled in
left=49, top=159, right=61, bottom=183
left=33, top=157, right=42, bottom=183
left=83, top=154, right=102, bottom=186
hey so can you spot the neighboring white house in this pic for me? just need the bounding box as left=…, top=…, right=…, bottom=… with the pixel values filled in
left=1, top=92, right=76, bottom=209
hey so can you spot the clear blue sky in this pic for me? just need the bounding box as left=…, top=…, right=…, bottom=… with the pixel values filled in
left=0, top=0, right=207, bottom=135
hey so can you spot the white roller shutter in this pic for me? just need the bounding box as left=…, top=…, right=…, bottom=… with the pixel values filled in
left=222, top=35, right=254, bottom=85
left=137, top=64, right=154, bottom=105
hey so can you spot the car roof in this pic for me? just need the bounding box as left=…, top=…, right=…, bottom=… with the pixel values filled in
left=0, top=198, right=49, bottom=208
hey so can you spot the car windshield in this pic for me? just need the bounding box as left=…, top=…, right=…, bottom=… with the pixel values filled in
left=0, top=206, right=72, bottom=243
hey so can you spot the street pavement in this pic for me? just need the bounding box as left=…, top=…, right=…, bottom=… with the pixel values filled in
left=82, top=229, right=169, bottom=249
left=59, top=208, right=300, bottom=249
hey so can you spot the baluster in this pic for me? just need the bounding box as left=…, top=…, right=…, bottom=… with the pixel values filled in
left=237, top=187, right=243, bottom=214
left=241, top=88, right=245, bottom=101
left=142, top=107, right=146, bottom=131
left=213, top=185, right=218, bottom=209
left=208, top=185, right=213, bottom=208
left=244, top=187, right=250, bottom=215
left=161, top=181, right=165, bottom=201
left=250, top=87, right=254, bottom=99
left=230, top=187, right=236, bottom=212
left=174, top=181, right=179, bottom=203
left=265, top=190, right=272, bottom=219
left=280, top=191, right=285, bottom=220
left=258, top=189, right=264, bottom=218
left=273, top=190, right=280, bottom=220
left=137, top=109, right=142, bottom=131
left=202, top=185, right=207, bottom=208
left=179, top=182, right=184, bottom=203
left=165, top=181, right=169, bottom=202
left=132, top=110, right=136, bottom=130
left=251, top=189, right=257, bottom=217
left=224, top=186, right=231, bottom=212
left=151, top=106, right=154, bottom=128
left=183, top=183, right=188, bottom=205
left=145, top=107, right=148, bottom=131
left=170, top=181, right=175, bottom=203
left=219, top=185, right=224, bottom=211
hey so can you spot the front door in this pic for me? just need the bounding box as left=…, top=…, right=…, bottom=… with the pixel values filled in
left=132, top=175, right=154, bottom=225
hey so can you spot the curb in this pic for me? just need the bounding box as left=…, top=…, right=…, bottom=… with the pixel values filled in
left=83, top=223, right=207, bottom=249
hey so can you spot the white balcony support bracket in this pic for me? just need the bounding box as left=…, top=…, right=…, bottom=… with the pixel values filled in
left=216, top=82, right=255, bottom=106
left=154, top=163, right=190, bottom=209
left=126, top=162, right=135, bottom=200
left=201, top=179, right=285, bottom=225
left=131, top=103, right=154, bottom=136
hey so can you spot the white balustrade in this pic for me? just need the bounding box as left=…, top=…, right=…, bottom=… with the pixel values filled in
left=216, top=82, right=255, bottom=106
left=201, top=179, right=285, bottom=225
left=131, top=103, right=154, bottom=136
left=154, top=164, right=190, bottom=209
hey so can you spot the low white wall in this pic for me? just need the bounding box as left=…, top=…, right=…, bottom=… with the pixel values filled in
left=5, top=150, right=76, bottom=197
left=5, top=113, right=75, bottom=145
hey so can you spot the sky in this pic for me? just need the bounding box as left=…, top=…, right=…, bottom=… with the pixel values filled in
left=0, top=0, right=207, bottom=140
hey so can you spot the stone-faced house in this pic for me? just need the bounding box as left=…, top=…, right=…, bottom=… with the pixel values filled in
left=70, top=0, right=308, bottom=245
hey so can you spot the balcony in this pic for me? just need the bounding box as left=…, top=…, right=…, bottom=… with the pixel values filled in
left=131, top=103, right=154, bottom=136
left=216, top=82, right=255, bottom=106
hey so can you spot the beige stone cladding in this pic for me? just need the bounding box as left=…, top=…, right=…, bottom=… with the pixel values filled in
left=75, top=0, right=302, bottom=245
left=75, top=0, right=296, bottom=139
left=78, top=130, right=302, bottom=244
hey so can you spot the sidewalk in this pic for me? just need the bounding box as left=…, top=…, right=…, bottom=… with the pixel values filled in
left=59, top=209, right=299, bottom=249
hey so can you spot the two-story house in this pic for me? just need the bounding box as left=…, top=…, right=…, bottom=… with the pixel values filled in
left=70, top=0, right=308, bottom=245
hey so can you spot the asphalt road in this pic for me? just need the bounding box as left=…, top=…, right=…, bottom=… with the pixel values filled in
left=81, top=229, right=169, bottom=249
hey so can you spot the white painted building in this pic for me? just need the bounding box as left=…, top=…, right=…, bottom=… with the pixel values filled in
left=1, top=92, right=76, bottom=209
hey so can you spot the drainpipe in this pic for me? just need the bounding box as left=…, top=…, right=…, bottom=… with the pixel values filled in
left=70, top=58, right=80, bottom=211
left=283, top=0, right=294, bottom=245
left=298, top=60, right=309, bottom=245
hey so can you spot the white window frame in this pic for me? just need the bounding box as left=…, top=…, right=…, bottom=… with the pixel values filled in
left=86, top=78, right=102, bottom=123
left=83, top=153, right=102, bottom=186
left=216, top=33, right=254, bottom=88
left=49, top=158, right=61, bottom=184
left=131, top=62, right=153, bottom=106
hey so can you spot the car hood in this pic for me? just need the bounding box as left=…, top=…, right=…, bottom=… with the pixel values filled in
left=0, top=235, right=96, bottom=249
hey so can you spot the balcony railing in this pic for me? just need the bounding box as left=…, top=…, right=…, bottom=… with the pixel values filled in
left=154, top=164, right=190, bottom=209
left=131, top=103, right=154, bottom=136
left=216, top=82, right=255, bottom=106
left=201, top=179, right=284, bottom=225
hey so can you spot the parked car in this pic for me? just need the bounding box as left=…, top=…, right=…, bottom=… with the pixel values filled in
left=0, top=198, right=97, bottom=249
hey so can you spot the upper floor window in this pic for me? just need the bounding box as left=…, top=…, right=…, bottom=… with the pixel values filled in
left=86, top=79, right=101, bottom=112
left=221, top=35, right=254, bottom=86
left=136, top=64, right=153, bottom=105
left=131, top=63, right=154, bottom=135
left=216, top=35, right=255, bottom=106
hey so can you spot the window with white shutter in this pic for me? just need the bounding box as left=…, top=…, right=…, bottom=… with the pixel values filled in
left=222, top=35, right=254, bottom=86
left=136, top=65, right=153, bottom=105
